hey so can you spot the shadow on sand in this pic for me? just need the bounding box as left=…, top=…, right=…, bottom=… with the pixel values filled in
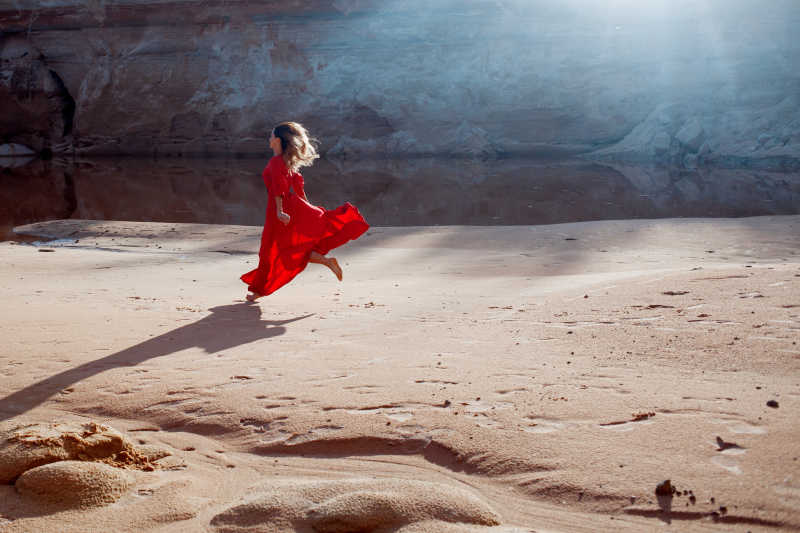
left=0, top=302, right=313, bottom=423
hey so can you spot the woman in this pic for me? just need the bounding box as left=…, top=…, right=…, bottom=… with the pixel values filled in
left=241, top=122, right=369, bottom=300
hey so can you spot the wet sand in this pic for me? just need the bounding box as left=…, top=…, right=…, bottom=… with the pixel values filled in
left=1, top=216, right=799, bottom=532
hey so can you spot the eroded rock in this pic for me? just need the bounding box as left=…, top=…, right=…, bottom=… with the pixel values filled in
left=210, top=477, right=501, bottom=532
left=15, top=460, right=134, bottom=508
left=0, top=420, right=166, bottom=483
left=0, top=421, right=127, bottom=483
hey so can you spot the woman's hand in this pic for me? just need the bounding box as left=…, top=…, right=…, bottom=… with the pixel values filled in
left=278, top=211, right=291, bottom=225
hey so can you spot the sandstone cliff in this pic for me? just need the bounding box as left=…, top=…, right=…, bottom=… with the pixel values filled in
left=1, top=0, right=799, bottom=169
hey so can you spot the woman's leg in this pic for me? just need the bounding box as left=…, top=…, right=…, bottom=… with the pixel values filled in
left=309, top=251, right=342, bottom=281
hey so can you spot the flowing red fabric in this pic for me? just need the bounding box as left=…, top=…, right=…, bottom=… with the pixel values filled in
left=240, top=156, right=369, bottom=296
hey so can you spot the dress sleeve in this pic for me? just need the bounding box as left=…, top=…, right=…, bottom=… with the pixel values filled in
left=293, top=174, right=306, bottom=199
left=264, top=157, right=289, bottom=197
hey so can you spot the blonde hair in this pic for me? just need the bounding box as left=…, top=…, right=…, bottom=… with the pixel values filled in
left=272, top=121, right=319, bottom=173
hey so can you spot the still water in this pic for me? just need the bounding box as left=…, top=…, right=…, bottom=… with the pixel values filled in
left=2, top=155, right=799, bottom=240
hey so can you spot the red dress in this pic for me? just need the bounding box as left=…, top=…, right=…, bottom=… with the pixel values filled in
left=240, top=156, right=369, bottom=296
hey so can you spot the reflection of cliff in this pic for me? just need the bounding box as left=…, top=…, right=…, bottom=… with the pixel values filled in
left=320, top=159, right=800, bottom=225
left=609, top=165, right=800, bottom=218
left=67, top=158, right=267, bottom=225
left=318, top=159, right=660, bottom=226
left=3, top=157, right=799, bottom=236
left=0, top=157, right=265, bottom=239
left=1, top=1, right=798, bottom=169
left=0, top=160, right=76, bottom=240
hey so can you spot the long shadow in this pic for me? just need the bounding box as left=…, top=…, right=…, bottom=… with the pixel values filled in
left=0, top=302, right=313, bottom=422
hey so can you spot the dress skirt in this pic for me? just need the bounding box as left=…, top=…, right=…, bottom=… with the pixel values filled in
left=241, top=192, right=369, bottom=296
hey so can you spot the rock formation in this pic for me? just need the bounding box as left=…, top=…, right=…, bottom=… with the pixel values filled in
left=1, top=0, right=798, bottom=169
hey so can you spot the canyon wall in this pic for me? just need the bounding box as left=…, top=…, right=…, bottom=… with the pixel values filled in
left=1, top=0, right=799, bottom=169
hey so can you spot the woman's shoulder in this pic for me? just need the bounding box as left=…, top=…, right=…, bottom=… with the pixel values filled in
left=264, top=156, right=288, bottom=177
left=266, top=155, right=285, bottom=169
left=270, top=155, right=304, bottom=178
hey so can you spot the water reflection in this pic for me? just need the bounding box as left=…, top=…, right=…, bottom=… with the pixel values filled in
left=2, top=156, right=799, bottom=240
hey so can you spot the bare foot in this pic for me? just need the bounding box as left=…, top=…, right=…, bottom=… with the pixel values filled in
left=327, top=257, right=343, bottom=281
left=245, top=292, right=263, bottom=302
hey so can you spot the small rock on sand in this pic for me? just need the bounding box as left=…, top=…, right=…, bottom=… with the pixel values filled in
left=655, top=479, right=674, bottom=496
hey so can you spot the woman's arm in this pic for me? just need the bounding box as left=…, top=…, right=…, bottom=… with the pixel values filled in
left=275, top=196, right=290, bottom=225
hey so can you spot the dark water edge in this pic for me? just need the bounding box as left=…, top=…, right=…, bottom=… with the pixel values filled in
left=2, top=155, right=800, bottom=241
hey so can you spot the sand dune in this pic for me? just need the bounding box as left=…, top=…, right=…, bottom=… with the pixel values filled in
left=0, top=216, right=798, bottom=532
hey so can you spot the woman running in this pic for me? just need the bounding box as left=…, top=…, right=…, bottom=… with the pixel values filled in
left=241, top=122, right=369, bottom=301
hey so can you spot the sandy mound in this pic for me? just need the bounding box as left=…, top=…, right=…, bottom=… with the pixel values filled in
left=210, top=477, right=501, bottom=532
left=0, top=421, right=168, bottom=484
left=16, top=460, right=134, bottom=507
left=395, top=522, right=520, bottom=533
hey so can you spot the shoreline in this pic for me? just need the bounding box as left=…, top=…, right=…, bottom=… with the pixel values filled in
left=1, top=216, right=799, bottom=531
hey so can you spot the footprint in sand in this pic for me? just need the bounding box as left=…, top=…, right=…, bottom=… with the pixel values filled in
left=462, top=400, right=514, bottom=413
left=712, top=455, right=743, bottom=475
left=522, top=417, right=572, bottom=434
left=712, top=436, right=747, bottom=475
left=367, top=408, right=415, bottom=422
left=773, top=478, right=800, bottom=506
left=239, top=416, right=289, bottom=433
left=285, top=425, right=346, bottom=445
left=475, top=417, right=503, bottom=429
left=713, top=419, right=766, bottom=435
left=393, top=424, right=427, bottom=435
left=384, top=411, right=414, bottom=422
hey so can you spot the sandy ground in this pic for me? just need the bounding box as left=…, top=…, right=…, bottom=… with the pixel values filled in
left=0, top=215, right=799, bottom=532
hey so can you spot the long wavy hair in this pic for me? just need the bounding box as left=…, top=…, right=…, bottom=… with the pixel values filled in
left=272, top=121, right=319, bottom=173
